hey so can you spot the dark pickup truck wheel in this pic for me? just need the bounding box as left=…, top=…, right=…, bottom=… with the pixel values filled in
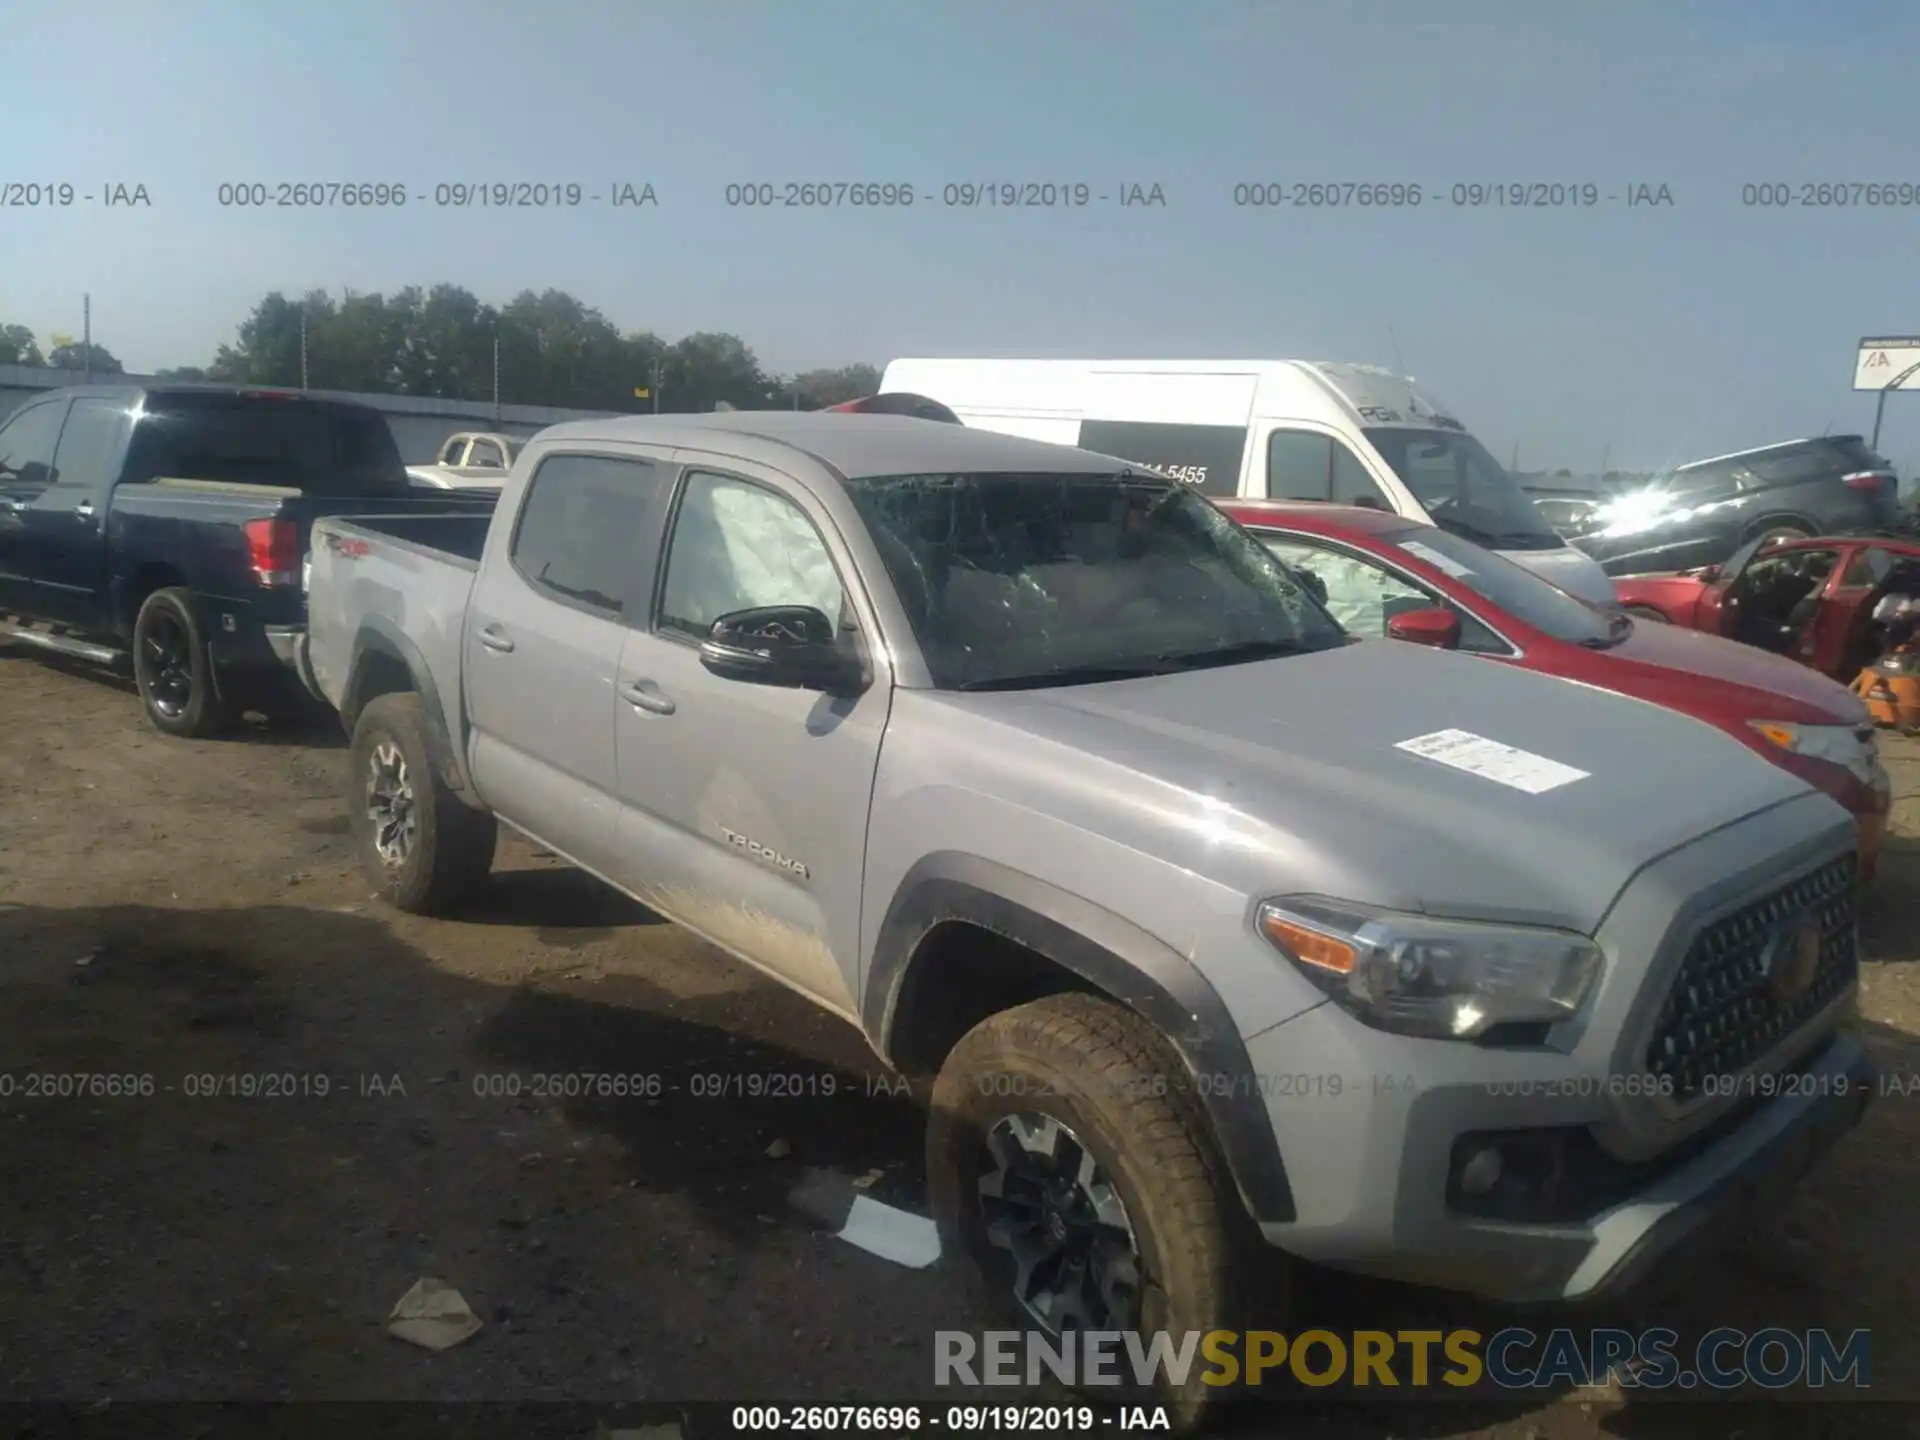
left=132, top=587, right=234, bottom=738
left=928, top=993, right=1261, bottom=1434
left=349, top=692, right=497, bottom=915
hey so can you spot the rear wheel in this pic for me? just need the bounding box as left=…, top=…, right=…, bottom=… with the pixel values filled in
left=927, top=994, right=1267, bottom=1434
left=132, top=587, right=234, bottom=738
left=349, top=692, right=497, bottom=914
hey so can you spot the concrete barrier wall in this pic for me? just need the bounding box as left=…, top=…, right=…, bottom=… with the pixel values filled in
left=0, top=364, right=623, bottom=463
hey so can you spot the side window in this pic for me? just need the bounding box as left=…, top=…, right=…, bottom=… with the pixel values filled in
left=47, top=397, right=130, bottom=492
left=1074, top=420, right=1247, bottom=497
left=508, top=453, right=662, bottom=616
left=1264, top=429, right=1391, bottom=509
left=1266, top=430, right=1332, bottom=501
left=1742, top=447, right=1831, bottom=488
left=1329, top=441, right=1391, bottom=508
left=1253, top=533, right=1425, bottom=637
left=657, top=472, right=846, bottom=640
left=1842, top=547, right=1897, bottom=588
left=468, top=440, right=505, bottom=469
left=0, top=401, right=69, bottom=486
left=1255, top=530, right=1504, bottom=650
left=442, top=438, right=469, bottom=466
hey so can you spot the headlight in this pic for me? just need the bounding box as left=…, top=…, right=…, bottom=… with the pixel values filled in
left=1256, top=898, right=1603, bottom=1041
left=1748, top=721, right=1882, bottom=789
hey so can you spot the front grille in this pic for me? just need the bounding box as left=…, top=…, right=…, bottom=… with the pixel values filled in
left=1644, top=854, right=1858, bottom=1100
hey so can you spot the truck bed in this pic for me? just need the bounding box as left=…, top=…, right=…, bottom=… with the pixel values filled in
left=304, top=512, right=492, bottom=715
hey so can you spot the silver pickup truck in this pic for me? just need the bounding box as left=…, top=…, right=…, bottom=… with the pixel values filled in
left=306, top=412, right=1873, bottom=1426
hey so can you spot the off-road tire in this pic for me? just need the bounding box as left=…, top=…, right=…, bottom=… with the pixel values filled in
left=349, top=692, right=496, bottom=915
left=928, top=993, right=1267, bottom=1434
left=132, top=587, right=235, bottom=739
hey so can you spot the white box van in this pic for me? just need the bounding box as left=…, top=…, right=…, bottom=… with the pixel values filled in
left=878, top=358, right=1616, bottom=605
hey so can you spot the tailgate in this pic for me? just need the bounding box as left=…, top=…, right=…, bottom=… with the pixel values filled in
left=304, top=516, right=479, bottom=713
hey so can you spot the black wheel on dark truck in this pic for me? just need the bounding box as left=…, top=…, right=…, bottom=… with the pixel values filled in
left=927, top=993, right=1266, bottom=1433
left=132, top=587, right=234, bottom=738
left=348, top=692, right=497, bottom=915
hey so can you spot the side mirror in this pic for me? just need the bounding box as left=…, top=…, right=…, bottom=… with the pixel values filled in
left=698, top=605, right=868, bottom=695
left=1385, top=606, right=1462, bottom=649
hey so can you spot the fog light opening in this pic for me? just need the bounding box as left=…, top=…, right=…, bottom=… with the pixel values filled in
left=1458, top=1145, right=1504, bottom=1197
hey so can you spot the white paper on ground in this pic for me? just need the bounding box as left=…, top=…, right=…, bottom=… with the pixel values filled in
left=837, top=1195, right=942, bottom=1268
left=1394, top=728, right=1590, bottom=794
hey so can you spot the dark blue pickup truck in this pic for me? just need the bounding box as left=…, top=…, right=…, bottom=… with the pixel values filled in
left=0, top=383, right=495, bottom=737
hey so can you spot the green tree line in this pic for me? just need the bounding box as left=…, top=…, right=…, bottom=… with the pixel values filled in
left=1, top=285, right=880, bottom=413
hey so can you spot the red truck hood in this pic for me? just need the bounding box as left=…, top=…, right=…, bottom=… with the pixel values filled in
left=1600, top=620, right=1868, bottom=725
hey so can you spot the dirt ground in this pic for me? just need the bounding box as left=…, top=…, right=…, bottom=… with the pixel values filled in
left=2, top=648, right=1918, bottom=1439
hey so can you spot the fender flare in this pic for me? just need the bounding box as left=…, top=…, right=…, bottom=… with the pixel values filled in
left=342, top=618, right=477, bottom=803
left=865, top=851, right=1296, bottom=1224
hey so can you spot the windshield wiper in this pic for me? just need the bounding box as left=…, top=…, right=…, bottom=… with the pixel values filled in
left=955, top=663, right=1173, bottom=691
left=1151, top=638, right=1323, bottom=671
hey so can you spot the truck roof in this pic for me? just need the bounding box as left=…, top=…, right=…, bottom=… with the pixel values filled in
left=28, top=380, right=386, bottom=412
left=532, top=411, right=1136, bottom=480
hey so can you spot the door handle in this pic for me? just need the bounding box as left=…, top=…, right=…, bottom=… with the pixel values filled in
left=620, top=679, right=676, bottom=715
left=74, top=501, right=95, bottom=520
left=476, top=625, right=515, bottom=653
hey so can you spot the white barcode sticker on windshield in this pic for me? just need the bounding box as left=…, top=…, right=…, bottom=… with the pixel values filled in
left=1399, top=540, right=1475, bottom=580
left=1395, top=729, right=1589, bottom=794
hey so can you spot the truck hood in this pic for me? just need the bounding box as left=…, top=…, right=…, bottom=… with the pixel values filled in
left=932, top=639, right=1822, bottom=935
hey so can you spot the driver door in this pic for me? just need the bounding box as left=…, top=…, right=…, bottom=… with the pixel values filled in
left=1695, top=536, right=1776, bottom=636
left=609, top=464, right=892, bottom=1021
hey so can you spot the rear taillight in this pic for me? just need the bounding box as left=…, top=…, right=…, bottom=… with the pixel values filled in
left=244, top=518, right=302, bottom=587
left=1842, top=470, right=1891, bottom=492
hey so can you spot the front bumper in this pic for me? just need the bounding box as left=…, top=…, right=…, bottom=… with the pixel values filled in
left=1242, top=796, right=1868, bottom=1305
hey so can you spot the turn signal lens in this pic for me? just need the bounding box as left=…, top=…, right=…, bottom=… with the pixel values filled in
left=1259, top=911, right=1358, bottom=974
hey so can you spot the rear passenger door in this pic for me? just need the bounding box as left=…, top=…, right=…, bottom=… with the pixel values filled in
left=608, top=462, right=892, bottom=1020
left=462, top=450, right=664, bottom=872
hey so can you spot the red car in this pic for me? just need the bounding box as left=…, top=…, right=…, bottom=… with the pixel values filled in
left=1612, top=533, right=1920, bottom=683
left=1217, top=500, right=1895, bottom=878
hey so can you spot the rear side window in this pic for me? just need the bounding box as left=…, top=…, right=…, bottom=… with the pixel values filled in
left=1740, top=446, right=1839, bottom=488
left=0, top=400, right=68, bottom=485
left=1076, top=420, right=1247, bottom=497
left=1824, top=438, right=1888, bottom=471
left=1265, top=429, right=1389, bottom=507
left=123, top=395, right=410, bottom=496
left=48, top=397, right=131, bottom=491
left=510, top=453, right=662, bottom=616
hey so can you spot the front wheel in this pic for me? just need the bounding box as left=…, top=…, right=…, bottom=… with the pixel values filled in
left=1623, top=604, right=1671, bottom=624
left=132, top=587, right=234, bottom=738
left=348, top=692, right=497, bottom=914
left=927, top=994, right=1268, bottom=1433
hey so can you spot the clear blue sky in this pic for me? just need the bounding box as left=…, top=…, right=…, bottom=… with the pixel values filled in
left=4, top=0, right=1918, bottom=473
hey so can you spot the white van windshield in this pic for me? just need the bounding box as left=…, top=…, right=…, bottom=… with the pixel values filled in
left=1363, top=427, right=1564, bottom=552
